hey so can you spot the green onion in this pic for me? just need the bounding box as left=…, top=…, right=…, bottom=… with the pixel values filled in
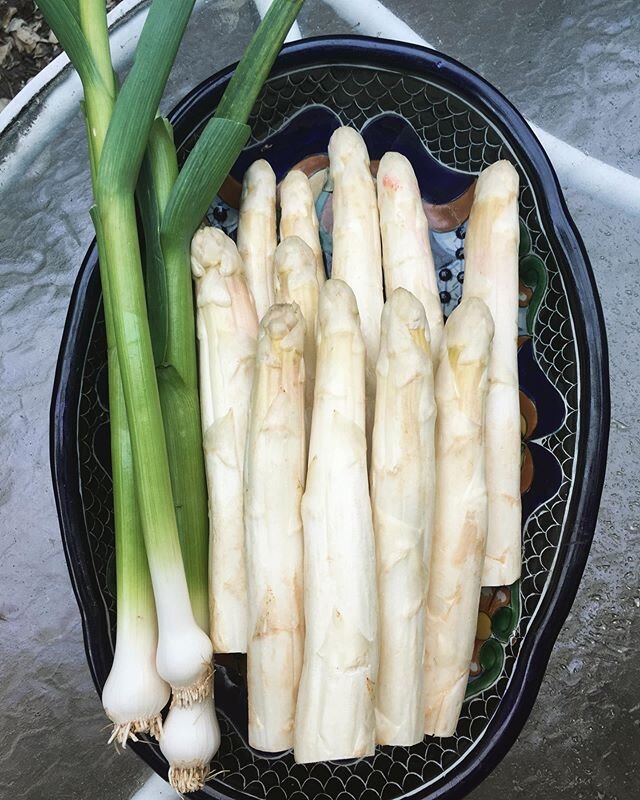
left=139, top=117, right=210, bottom=632
left=39, top=0, right=172, bottom=744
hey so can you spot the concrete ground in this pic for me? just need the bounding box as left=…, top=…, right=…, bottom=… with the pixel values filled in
left=0, top=1, right=637, bottom=798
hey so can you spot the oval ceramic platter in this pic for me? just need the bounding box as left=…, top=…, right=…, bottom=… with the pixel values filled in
left=51, top=37, right=609, bottom=800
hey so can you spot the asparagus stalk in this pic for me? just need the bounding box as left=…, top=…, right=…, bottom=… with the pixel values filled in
left=377, top=152, right=444, bottom=364
left=423, top=297, right=494, bottom=737
left=294, top=279, right=378, bottom=764
left=463, top=160, right=522, bottom=587
left=245, top=303, right=306, bottom=752
left=237, top=159, right=277, bottom=321
left=274, top=236, right=320, bottom=436
left=328, top=127, right=383, bottom=440
left=279, top=169, right=326, bottom=288
left=191, top=227, right=258, bottom=653
left=371, top=288, right=435, bottom=746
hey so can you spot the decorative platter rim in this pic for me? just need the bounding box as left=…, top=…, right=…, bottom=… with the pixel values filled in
left=50, top=35, right=610, bottom=800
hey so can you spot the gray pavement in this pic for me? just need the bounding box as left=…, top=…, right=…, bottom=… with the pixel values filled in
left=0, top=1, right=637, bottom=798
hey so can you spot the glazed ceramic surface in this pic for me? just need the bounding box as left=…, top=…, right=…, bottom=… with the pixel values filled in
left=50, top=37, right=609, bottom=800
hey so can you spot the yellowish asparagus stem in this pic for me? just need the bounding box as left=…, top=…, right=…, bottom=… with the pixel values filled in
left=237, top=159, right=277, bottom=321
left=377, top=152, right=444, bottom=364
left=245, top=303, right=306, bottom=752
left=424, top=297, right=494, bottom=737
left=371, top=288, right=435, bottom=746
left=463, top=160, right=522, bottom=586
left=191, top=227, right=259, bottom=653
left=279, top=169, right=326, bottom=287
left=274, top=236, right=320, bottom=437
left=328, top=127, right=383, bottom=441
left=294, top=279, right=378, bottom=764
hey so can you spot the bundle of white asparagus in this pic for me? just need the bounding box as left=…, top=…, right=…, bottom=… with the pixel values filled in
left=189, top=136, right=522, bottom=764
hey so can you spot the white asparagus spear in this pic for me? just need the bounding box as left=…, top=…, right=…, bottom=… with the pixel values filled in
left=191, top=227, right=259, bottom=653
left=294, top=279, right=378, bottom=763
left=274, top=236, right=320, bottom=436
left=423, top=297, right=494, bottom=737
left=245, top=303, right=306, bottom=752
left=371, top=288, right=436, bottom=746
left=328, top=126, right=383, bottom=437
left=463, top=160, right=522, bottom=586
left=377, top=152, right=444, bottom=364
left=237, top=159, right=277, bottom=321
left=279, top=169, right=326, bottom=288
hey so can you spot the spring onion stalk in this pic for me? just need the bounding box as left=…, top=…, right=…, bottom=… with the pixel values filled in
left=423, top=297, right=494, bottom=737
left=160, top=698, right=221, bottom=793
left=463, top=160, right=522, bottom=587
left=273, top=236, right=320, bottom=436
left=371, top=288, right=435, bottom=746
left=294, top=279, right=378, bottom=764
left=279, top=169, right=326, bottom=288
left=245, top=303, right=306, bottom=752
left=138, top=117, right=210, bottom=632
left=36, top=0, right=172, bottom=743
left=237, top=159, right=277, bottom=321
left=138, top=120, right=221, bottom=788
left=96, top=210, right=170, bottom=746
left=377, top=152, right=444, bottom=365
left=191, top=228, right=259, bottom=653
left=328, top=127, right=383, bottom=442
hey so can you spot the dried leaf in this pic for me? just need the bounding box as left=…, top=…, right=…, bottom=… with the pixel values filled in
left=6, top=16, right=24, bottom=33
left=8, top=18, right=46, bottom=55
left=0, top=6, right=17, bottom=29
left=48, top=30, right=58, bottom=45
left=0, top=42, right=11, bottom=68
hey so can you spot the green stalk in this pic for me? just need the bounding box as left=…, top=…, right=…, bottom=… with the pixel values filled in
left=137, top=120, right=173, bottom=368
left=162, top=0, right=305, bottom=243
left=76, top=3, right=158, bottom=661
left=75, top=3, right=150, bottom=650
left=78, top=0, right=114, bottom=98
left=68, top=0, right=169, bottom=743
left=93, top=0, right=197, bottom=604
left=139, top=118, right=209, bottom=632
left=37, top=1, right=102, bottom=85
left=157, top=365, right=210, bottom=631
left=215, top=0, right=305, bottom=123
